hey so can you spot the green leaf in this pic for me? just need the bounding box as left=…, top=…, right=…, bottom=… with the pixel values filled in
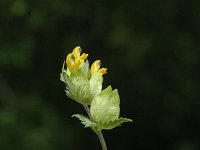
left=80, top=60, right=90, bottom=79
left=60, top=61, right=67, bottom=83
left=65, top=74, right=75, bottom=92
left=72, top=114, right=99, bottom=134
left=90, top=86, right=120, bottom=123
left=72, top=114, right=92, bottom=128
left=100, top=117, right=133, bottom=130
left=89, top=72, right=103, bottom=97
left=70, top=68, right=92, bottom=105
left=60, top=62, right=93, bottom=105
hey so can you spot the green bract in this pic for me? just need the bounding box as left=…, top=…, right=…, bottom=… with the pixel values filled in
left=89, top=86, right=132, bottom=131
left=60, top=61, right=103, bottom=105
left=90, top=86, right=119, bottom=123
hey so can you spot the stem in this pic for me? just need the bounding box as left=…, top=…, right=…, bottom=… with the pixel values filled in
left=98, top=131, right=107, bottom=150
left=83, top=105, right=108, bottom=150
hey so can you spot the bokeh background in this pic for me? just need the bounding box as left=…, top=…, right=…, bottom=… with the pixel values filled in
left=0, top=0, right=200, bottom=150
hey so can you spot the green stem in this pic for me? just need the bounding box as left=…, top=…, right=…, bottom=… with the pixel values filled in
left=83, top=105, right=107, bottom=150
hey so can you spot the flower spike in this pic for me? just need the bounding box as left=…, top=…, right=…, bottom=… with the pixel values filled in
left=61, top=46, right=132, bottom=150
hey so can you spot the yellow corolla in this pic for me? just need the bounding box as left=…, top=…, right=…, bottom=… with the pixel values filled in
left=66, top=46, right=88, bottom=71
left=91, top=60, right=107, bottom=75
left=66, top=46, right=107, bottom=76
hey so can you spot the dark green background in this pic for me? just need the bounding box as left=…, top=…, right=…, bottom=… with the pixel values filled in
left=0, top=0, right=199, bottom=150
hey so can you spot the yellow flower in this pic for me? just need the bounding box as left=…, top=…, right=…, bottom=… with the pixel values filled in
left=91, top=60, right=107, bottom=75
left=61, top=46, right=108, bottom=105
left=66, top=46, right=88, bottom=71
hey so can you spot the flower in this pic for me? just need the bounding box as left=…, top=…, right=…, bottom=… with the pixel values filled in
left=60, top=46, right=107, bottom=105
left=66, top=46, right=88, bottom=72
left=91, top=60, right=107, bottom=75
left=61, top=46, right=132, bottom=132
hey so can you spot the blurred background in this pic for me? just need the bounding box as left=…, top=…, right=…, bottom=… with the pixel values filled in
left=0, top=0, right=200, bottom=150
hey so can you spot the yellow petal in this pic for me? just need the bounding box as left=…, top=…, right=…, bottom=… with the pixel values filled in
left=80, top=53, right=88, bottom=61
left=72, top=46, right=81, bottom=58
left=99, top=68, right=107, bottom=75
left=91, top=60, right=101, bottom=74
left=66, top=53, right=75, bottom=70
left=74, top=59, right=81, bottom=68
left=66, top=46, right=89, bottom=71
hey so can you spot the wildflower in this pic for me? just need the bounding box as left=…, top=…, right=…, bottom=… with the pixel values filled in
left=61, top=46, right=132, bottom=147
left=91, top=60, right=107, bottom=75
left=60, top=46, right=107, bottom=105
left=66, top=46, right=88, bottom=72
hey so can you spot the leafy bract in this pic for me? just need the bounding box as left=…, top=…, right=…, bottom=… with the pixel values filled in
left=99, top=117, right=132, bottom=130
left=69, top=68, right=92, bottom=105
left=90, top=86, right=120, bottom=123
left=72, top=114, right=93, bottom=128
left=72, top=114, right=99, bottom=134
left=90, top=86, right=132, bottom=131
left=89, top=72, right=103, bottom=97
left=80, top=60, right=90, bottom=79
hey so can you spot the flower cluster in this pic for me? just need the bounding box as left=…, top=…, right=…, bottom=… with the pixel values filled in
left=61, top=46, right=132, bottom=132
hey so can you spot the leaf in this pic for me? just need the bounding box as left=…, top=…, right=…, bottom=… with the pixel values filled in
left=60, top=61, right=67, bottom=83
left=70, top=68, right=92, bottom=105
left=72, top=114, right=99, bottom=134
left=90, top=86, right=120, bottom=123
left=80, top=60, right=90, bottom=79
left=72, top=114, right=92, bottom=128
left=100, top=117, right=133, bottom=130
left=89, top=72, right=103, bottom=97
